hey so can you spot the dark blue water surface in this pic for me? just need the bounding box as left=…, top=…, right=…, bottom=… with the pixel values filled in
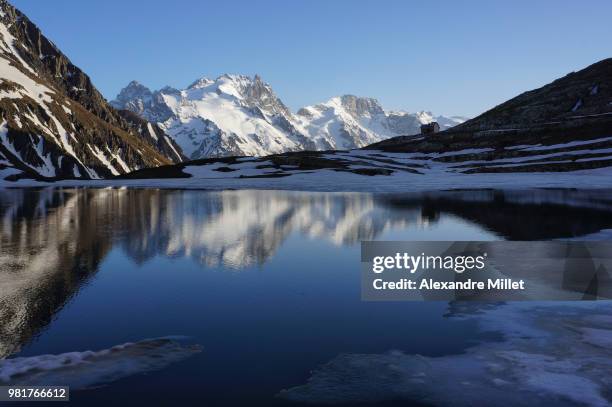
left=1, top=188, right=612, bottom=406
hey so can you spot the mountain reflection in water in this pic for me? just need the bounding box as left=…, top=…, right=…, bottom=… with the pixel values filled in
left=1, top=187, right=612, bottom=362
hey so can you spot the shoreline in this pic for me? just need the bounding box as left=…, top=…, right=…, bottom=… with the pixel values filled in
left=2, top=167, right=612, bottom=193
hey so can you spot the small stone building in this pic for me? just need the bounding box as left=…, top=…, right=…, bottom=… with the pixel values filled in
left=420, top=122, right=440, bottom=135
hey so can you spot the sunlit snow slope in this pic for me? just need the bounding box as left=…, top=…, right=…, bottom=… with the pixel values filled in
left=113, top=76, right=464, bottom=159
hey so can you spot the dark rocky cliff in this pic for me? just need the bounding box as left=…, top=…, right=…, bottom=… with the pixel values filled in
left=0, top=0, right=183, bottom=181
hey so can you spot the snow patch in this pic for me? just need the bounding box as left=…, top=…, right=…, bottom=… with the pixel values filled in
left=0, top=20, right=37, bottom=76
left=87, top=144, right=119, bottom=176
left=571, top=98, right=583, bottom=112
left=164, top=135, right=181, bottom=161
left=106, top=146, right=131, bottom=173
left=146, top=122, right=158, bottom=141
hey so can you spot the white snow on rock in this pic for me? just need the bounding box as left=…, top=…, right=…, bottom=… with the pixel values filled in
left=146, top=122, right=158, bottom=141
left=112, top=76, right=465, bottom=159
left=158, top=75, right=307, bottom=158
left=87, top=144, right=119, bottom=176
left=0, top=6, right=183, bottom=181
left=295, top=96, right=465, bottom=150
left=0, top=18, right=37, bottom=76
left=0, top=53, right=53, bottom=104
left=505, top=136, right=612, bottom=151
left=10, top=157, right=612, bottom=192
left=0, top=17, right=101, bottom=180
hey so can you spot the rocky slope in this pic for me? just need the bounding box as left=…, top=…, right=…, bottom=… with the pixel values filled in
left=0, top=0, right=183, bottom=181
left=117, top=110, right=184, bottom=163
left=112, top=76, right=464, bottom=159
left=368, top=58, right=612, bottom=172
left=455, top=59, right=612, bottom=131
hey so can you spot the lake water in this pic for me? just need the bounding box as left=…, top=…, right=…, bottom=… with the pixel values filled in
left=1, top=188, right=611, bottom=406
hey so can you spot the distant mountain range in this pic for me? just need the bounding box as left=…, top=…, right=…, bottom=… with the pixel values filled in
left=0, top=0, right=464, bottom=181
left=121, top=58, right=612, bottom=184
left=0, top=0, right=610, bottom=184
left=0, top=0, right=183, bottom=181
left=111, top=76, right=465, bottom=159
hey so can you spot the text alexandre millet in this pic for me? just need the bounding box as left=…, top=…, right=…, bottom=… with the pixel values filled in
left=371, top=253, right=525, bottom=291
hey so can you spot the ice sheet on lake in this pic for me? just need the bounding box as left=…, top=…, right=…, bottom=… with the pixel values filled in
left=279, top=302, right=612, bottom=407
left=0, top=337, right=201, bottom=389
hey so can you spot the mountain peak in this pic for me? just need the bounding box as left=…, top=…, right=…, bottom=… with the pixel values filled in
left=216, top=73, right=251, bottom=83
left=332, top=95, right=384, bottom=117
left=173, top=74, right=270, bottom=95
left=111, top=81, right=153, bottom=111
left=159, top=85, right=180, bottom=94
left=187, top=77, right=213, bottom=89
left=115, top=80, right=151, bottom=96
left=111, top=80, right=174, bottom=123
left=114, top=73, right=463, bottom=158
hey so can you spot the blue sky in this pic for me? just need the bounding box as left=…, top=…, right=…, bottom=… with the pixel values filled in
left=11, top=0, right=612, bottom=117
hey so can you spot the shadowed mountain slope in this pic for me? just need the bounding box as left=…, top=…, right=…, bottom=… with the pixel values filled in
left=0, top=0, right=183, bottom=181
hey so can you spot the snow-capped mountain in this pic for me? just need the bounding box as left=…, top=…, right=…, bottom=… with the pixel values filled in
left=0, top=0, right=183, bottom=181
left=113, top=77, right=465, bottom=159
left=295, top=95, right=466, bottom=150
left=112, top=80, right=175, bottom=124
left=113, top=75, right=315, bottom=158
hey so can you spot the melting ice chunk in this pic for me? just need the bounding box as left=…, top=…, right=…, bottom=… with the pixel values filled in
left=279, top=303, right=612, bottom=407
left=0, top=337, right=201, bottom=389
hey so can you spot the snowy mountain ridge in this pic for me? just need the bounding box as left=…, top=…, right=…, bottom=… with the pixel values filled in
left=295, top=95, right=465, bottom=150
left=112, top=75, right=466, bottom=159
left=114, top=74, right=314, bottom=158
